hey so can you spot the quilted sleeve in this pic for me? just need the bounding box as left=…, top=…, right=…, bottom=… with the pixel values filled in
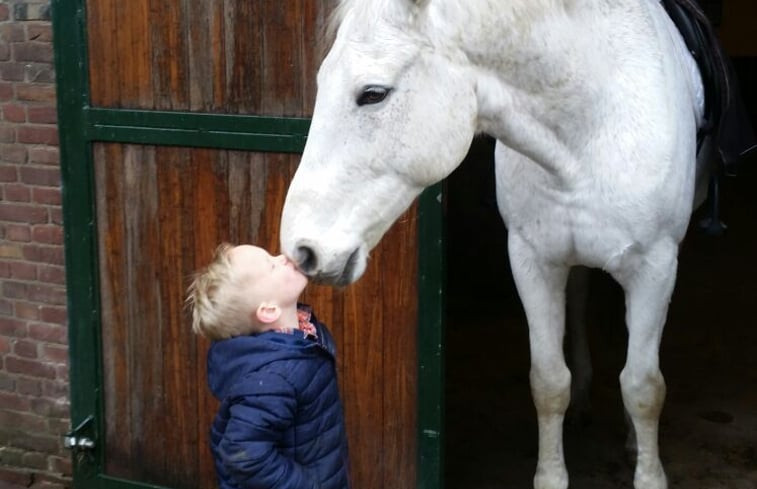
left=218, top=371, right=318, bottom=489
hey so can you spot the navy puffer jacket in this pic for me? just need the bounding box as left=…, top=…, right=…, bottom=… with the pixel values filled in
left=207, top=312, right=350, bottom=489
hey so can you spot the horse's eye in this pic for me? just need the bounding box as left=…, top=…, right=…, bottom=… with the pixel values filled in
left=357, top=86, right=391, bottom=106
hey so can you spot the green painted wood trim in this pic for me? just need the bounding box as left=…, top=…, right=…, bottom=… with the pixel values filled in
left=84, top=108, right=310, bottom=152
left=417, top=184, right=445, bottom=489
left=52, top=0, right=104, bottom=487
left=96, top=475, right=171, bottom=489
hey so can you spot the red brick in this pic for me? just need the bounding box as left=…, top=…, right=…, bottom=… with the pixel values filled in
left=9, top=260, right=37, bottom=280
left=21, top=452, right=47, bottom=471
left=27, top=25, right=53, bottom=43
left=0, top=123, right=15, bottom=142
left=8, top=431, right=60, bottom=454
left=5, top=356, right=56, bottom=380
left=0, top=62, right=24, bottom=82
left=17, top=125, right=57, bottom=145
left=19, top=165, right=59, bottom=186
left=0, top=371, right=16, bottom=391
left=0, top=4, right=9, bottom=22
left=0, top=163, right=17, bottom=181
left=0, top=43, right=9, bottom=62
left=0, top=243, right=23, bottom=258
left=45, top=414, right=71, bottom=433
left=0, top=316, right=27, bottom=337
left=41, top=344, right=67, bottom=364
left=2, top=280, right=27, bottom=299
left=28, top=146, right=58, bottom=165
left=0, top=24, right=24, bottom=43
left=0, top=391, right=32, bottom=411
left=37, top=265, right=64, bottom=285
left=42, top=380, right=68, bottom=399
left=2, top=103, right=26, bottom=122
left=30, top=476, right=70, bottom=489
left=0, top=297, right=12, bottom=315
left=27, top=106, right=56, bottom=124
left=17, top=378, right=41, bottom=397
left=0, top=82, right=13, bottom=101
left=54, top=364, right=68, bottom=382
left=13, top=339, right=38, bottom=358
left=31, top=397, right=69, bottom=418
left=28, top=323, right=67, bottom=345
left=0, top=335, right=9, bottom=354
left=0, top=468, right=34, bottom=487
left=4, top=223, right=31, bottom=242
left=31, top=187, right=59, bottom=205
left=22, top=245, right=64, bottom=266
left=49, top=207, right=62, bottom=225
left=3, top=183, right=31, bottom=202
left=39, top=306, right=66, bottom=325
left=32, top=225, right=62, bottom=245
left=25, top=63, right=54, bottom=84
left=0, top=203, right=48, bottom=223
left=26, top=283, right=66, bottom=305
left=14, top=3, right=52, bottom=22
left=15, top=301, right=41, bottom=321
left=0, top=143, right=27, bottom=163
left=16, top=83, right=55, bottom=103
left=13, top=42, right=53, bottom=63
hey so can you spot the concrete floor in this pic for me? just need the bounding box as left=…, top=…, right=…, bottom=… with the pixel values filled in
left=444, top=156, right=757, bottom=488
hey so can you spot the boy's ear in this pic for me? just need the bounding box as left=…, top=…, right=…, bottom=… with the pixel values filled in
left=256, top=303, right=281, bottom=324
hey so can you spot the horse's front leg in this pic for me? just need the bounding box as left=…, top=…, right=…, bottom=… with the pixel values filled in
left=611, top=240, right=676, bottom=489
left=508, top=233, right=571, bottom=489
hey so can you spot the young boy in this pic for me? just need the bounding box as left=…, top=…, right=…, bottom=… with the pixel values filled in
left=187, top=243, right=350, bottom=489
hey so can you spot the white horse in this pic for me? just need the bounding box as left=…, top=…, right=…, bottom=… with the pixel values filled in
left=280, top=1, right=708, bottom=488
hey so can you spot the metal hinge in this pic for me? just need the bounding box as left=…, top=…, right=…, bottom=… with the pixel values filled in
left=64, top=415, right=96, bottom=452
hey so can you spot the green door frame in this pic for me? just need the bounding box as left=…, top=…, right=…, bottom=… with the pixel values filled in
left=52, top=1, right=445, bottom=488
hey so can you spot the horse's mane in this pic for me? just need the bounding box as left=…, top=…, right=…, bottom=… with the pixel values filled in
left=326, top=0, right=426, bottom=40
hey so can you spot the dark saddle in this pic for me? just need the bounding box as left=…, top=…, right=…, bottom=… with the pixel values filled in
left=662, top=0, right=756, bottom=235
left=662, top=0, right=756, bottom=170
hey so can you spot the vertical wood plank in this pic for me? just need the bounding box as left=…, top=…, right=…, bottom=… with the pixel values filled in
left=150, top=1, right=189, bottom=110
left=114, top=0, right=153, bottom=107
left=382, top=207, right=419, bottom=489
left=260, top=2, right=303, bottom=116
left=227, top=0, right=263, bottom=113
left=156, top=146, right=200, bottom=487
left=96, top=144, right=132, bottom=477
left=122, top=146, right=165, bottom=482
left=87, top=0, right=120, bottom=106
left=343, top=251, right=385, bottom=489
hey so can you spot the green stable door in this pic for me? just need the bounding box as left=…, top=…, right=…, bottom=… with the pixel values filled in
left=52, top=1, right=444, bottom=488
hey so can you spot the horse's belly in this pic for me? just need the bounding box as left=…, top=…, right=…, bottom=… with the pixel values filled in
left=494, top=157, right=691, bottom=273
left=498, top=197, right=642, bottom=272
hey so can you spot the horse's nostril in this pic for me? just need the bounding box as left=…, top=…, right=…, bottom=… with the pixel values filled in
left=296, top=246, right=318, bottom=273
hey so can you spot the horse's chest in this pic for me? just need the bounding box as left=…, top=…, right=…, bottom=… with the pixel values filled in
left=499, top=185, right=645, bottom=269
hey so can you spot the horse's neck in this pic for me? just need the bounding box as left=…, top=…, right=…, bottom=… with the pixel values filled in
left=439, top=0, right=654, bottom=181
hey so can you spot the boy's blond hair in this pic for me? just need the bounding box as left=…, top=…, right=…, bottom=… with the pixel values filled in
left=187, top=243, right=255, bottom=340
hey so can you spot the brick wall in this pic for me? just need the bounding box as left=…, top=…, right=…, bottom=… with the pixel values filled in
left=0, top=1, right=71, bottom=487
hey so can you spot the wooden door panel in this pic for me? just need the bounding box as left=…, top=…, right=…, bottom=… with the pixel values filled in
left=93, top=143, right=417, bottom=489
left=86, top=0, right=335, bottom=115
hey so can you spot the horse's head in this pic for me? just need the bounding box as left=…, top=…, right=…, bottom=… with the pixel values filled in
left=281, top=0, right=477, bottom=285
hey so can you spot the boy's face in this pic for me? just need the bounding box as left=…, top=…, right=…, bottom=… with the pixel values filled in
left=228, top=245, right=308, bottom=308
